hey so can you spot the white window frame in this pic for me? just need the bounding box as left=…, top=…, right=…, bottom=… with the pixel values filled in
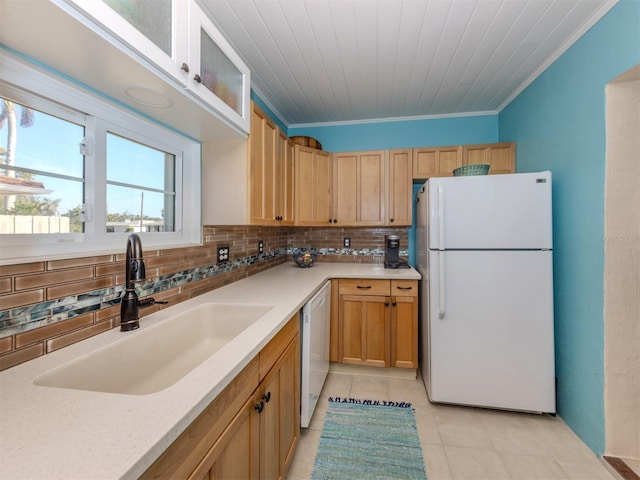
left=0, top=52, right=202, bottom=265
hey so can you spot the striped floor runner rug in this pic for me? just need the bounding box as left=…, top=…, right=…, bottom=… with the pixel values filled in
left=311, top=397, right=428, bottom=480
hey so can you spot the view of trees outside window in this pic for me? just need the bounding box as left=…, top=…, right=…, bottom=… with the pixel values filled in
left=0, top=96, right=176, bottom=235
left=0, top=98, right=84, bottom=234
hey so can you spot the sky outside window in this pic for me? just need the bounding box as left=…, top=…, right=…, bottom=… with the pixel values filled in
left=1, top=97, right=173, bottom=234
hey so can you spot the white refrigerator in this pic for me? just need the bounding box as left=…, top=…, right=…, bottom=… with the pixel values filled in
left=416, top=171, right=555, bottom=413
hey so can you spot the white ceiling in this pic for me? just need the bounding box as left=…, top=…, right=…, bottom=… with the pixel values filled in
left=200, top=0, right=617, bottom=127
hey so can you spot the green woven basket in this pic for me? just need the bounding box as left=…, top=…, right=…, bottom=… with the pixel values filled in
left=453, top=164, right=490, bottom=176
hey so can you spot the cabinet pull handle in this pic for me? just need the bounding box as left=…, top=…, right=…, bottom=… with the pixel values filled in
left=194, top=73, right=202, bottom=83
left=357, top=285, right=372, bottom=289
left=255, top=401, right=264, bottom=413
left=181, top=62, right=189, bottom=73
left=397, top=286, right=413, bottom=290
left=262, top=392, right=271, bottom=403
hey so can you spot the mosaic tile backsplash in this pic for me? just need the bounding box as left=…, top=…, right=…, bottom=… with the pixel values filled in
left=0, top=226, right=408, bottom=370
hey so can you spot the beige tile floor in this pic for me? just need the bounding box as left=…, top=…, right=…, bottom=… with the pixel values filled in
left=287, top=370, right=618, bottom=480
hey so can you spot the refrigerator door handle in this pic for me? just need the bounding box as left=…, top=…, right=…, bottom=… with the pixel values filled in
left=438, top=184, right=445, bottom=250
left=438, top=251, right=446, bottom=319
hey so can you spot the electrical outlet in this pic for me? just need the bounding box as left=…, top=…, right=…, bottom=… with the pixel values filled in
left=217, top=246, right=230, bottom=264
left=258, top=240, right=264, bottom=254
left=343, top=237, right=351, bottom=248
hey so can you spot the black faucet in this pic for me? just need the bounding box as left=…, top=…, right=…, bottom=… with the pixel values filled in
left=120, top=234, right=167, bottom=331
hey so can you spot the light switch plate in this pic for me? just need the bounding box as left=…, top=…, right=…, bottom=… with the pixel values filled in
left=343, top=237, right=351, bottom=248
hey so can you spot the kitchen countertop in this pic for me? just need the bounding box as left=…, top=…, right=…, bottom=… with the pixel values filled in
left=0, top=262, right=419, bottom=480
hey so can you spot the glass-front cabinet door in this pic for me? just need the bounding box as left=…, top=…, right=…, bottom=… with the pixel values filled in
left=63, top=0, right=250, bottom=134
left=64, top=0, right=189, bottom=85
left=188, top=3, right=250, bottom=133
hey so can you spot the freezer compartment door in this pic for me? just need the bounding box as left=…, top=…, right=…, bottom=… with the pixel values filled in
left=427, top=250, right=555, bottom=413
left=428, top=172, right=552, bottom=250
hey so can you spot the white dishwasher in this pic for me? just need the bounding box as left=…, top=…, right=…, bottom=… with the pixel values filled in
left=300, top=281, right=331, bottom=428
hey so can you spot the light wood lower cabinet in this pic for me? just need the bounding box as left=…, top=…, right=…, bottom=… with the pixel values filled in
left=189, top=394, right=259, bottom=480
left=340, top=292, right=390, bottom=367
left=390, top=280, right=419, bottom=369
left=258, top=328, right=300, bottom=480
left=337, top=279, right=418, bottom=369
left=142, top=315, right=300, bottom=480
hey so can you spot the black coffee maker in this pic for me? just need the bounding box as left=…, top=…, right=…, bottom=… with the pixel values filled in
left=384, top=235, right=409, bottom=268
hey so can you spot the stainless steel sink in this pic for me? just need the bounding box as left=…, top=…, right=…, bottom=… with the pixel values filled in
left=34, top=303, right=272, bottom=395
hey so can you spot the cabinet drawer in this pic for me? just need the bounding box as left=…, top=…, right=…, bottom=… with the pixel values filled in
left=391, top=280, right=418, bottom=297
left=339, top=279, right=390, bottom=296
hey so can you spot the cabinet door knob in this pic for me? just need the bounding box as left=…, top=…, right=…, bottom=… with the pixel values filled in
left=194, top=73, right=202, bottom=83
left=181, top=63, right=189, bottom=73
left=385, top=301, right=390, bottom=307
left=392, top=301, right=397, bottom=306
left=255, top=401, right=264, bottom=413
left=262, top=392, right=271, bottom=403
left=390, top=218, right=394, bottom=223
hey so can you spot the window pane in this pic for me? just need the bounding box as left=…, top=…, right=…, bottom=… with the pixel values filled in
left=103, top=0, right=172, bottom=56
left=106, top=133, right=175, bottom=233
left=0, top=97, right=85, bottom=234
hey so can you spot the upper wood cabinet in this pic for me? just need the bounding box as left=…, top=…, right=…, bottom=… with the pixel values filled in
left=387, top=149, right=413, bottom=226
left=332, top=150, right=386, bottom=226
left=277, top=130, right=296, bottom=225
left=249, top=102, right=294, bottom=225
left=64, top=0, right=250, bottom=133
left=412, top=145, right=463, bottom=179
left=295, top=145, right=333, bottom=226
left=413, top=142, right=516, bottom=179
left=250, top=103, right=277, bottom=225
left=295, top=148, right=414, bottom=227
left=462, top=142, right=515, bottom=175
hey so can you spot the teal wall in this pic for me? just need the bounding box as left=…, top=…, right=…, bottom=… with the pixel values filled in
left=288, top=114, right=498, bottom=152
left=499, top=0, right=640, bottom=455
